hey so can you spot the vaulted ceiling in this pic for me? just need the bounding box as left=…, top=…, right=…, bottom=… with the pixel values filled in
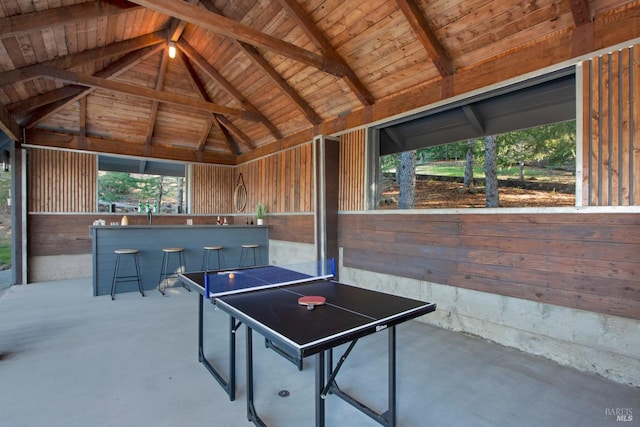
left=0, top=0, right=639, bottom=165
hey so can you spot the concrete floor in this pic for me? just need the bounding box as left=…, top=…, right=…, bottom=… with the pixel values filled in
left=0, top=278, right=638, bottom=427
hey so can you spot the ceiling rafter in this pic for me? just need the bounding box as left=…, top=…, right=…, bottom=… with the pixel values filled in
left=33, top=64, right=263, bottom=119
left=0, top=31, right=166, bottom=88
left=197, top=0, right=322, bottom=126
left=0, top=103, right=20, bottom=141
left=0, top=0, right=143, bottom=39
left=181, top=51, right=240, bottom=155
left=567, top=0, right=592, bottom=26
left=235, top=40, right=322, bottom=125
left=144, top=46, right=170, bottom=147
left=274, top=0, right=374, bottom=106
left=395, top=0, right=454, bottom=77
left=177, top=39, right=281, bottom=139
left=128, top=0, right=350, bottom=77
left=17, top=45, right=165, bottom=128
left=275, top=0, right=375, bottom=106
left=182, top=53, right=256, bottom=152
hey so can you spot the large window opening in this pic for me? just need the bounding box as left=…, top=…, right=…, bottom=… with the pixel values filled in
left=379, top=121, right=576, bottom=209
left=97, top=156, right=187, bottom=214
left=374, top=68, right=577, bottom=210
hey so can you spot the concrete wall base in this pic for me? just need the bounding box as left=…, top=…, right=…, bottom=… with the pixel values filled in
left=30, top=254, right=92, bottom=282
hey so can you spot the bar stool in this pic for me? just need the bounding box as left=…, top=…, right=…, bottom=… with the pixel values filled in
left=158, top=247, right=191, bottom=295
left=201, top=245, right=225, bottom=272
left=239, top=244, right=261, bottom=267
left=111, top=248, right=144, bottom=300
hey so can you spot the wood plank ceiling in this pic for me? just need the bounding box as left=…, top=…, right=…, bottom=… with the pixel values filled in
left=0, top=0, right=639, bottom=165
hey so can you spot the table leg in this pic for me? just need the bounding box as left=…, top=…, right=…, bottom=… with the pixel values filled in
left=388, top=326, right=396, bottom=427
left=246, top=327, right=267, bottom=427
left=316, top=351, right=326, bottom=427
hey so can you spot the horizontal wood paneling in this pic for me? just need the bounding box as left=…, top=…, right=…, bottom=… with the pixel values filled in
left=28, top=214, right=97, bottom=256
left=27, top=148, right=96, bottom=212
left=339, top=129, right=366, bottom=211
left=582, top=45, right=639, bottom=206
left=235, top=143, right=314, bottom=214
left=192, top=163, right=234, bottom=213
left=340, top=212, right=640, bottom=320
left=265, top=214, right=314, bottom=244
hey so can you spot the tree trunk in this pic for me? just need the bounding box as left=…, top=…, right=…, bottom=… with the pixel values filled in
left=484, top=136, right=499, bottom=207
left=519, top=139, right=525, bottom=181
left=177, top=177, right=184, bottom=213
left=398, top=150, right=416, bottom=209
left=464, top=140, right=475, bottom=188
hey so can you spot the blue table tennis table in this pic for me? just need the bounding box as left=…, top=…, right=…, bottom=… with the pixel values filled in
left=179, top=263, right=436, bottom=427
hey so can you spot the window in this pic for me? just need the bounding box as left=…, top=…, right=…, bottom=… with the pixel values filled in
left=378, top=122, right=576, bottom=209
left=97, top=156, right=187, bottom=213
left=373, top=68, right=577, bottom=210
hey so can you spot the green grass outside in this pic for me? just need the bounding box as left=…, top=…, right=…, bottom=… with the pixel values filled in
left=0, top=238, right=10, bottom=269
left=385, top=162, right=574, bottom=184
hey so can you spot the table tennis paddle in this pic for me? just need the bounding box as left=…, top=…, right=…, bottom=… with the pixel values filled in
left=298, top=295, right=326, bottom=311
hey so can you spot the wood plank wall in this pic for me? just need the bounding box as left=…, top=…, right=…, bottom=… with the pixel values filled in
left=582, top=45, right=640, bottom=206
left=235, top=143, right=314, bottom=214
left=339, top=129, right=366, bottom=211
left=28, top=214, right=97, bottom=256
left=340, top=213, right=640, bottom=320
left=27, top=148, right=96, bottom=212
left=191, top=164, right=234, bottom=213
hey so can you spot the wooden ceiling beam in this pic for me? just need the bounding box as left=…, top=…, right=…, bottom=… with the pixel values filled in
left=34, top=64, right=262, bottom=120
left=568, top=0, right=592, bottom=26
left=181, top=52, right=241, bottom=154
left=0, top=0, right=143, bottom=39
left=237, top=41, right=322, bottom=125
left=128, top=0, right=349, bottom=77
left=178, top=40, right=281, bottom=139
left=143, top=47, right=170, bottom=147
left=18, top=45, right=164, bottom=128
left=276, top=0, right=375, bottom=106
left=0, top=31, right=166, bottom=88
left=25, top=128, right=237, bottom=165
left=395, top=0, right=454, bottom=77
left=196, top=0, right=322, bottom=126
left=0, top=103, right=21, bottom=141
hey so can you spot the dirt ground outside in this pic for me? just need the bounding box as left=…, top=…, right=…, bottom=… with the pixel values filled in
left=380, top=175, right=576, bottom=209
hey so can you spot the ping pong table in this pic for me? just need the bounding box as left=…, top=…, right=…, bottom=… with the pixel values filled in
left=179, top=263, right=436, bottom=427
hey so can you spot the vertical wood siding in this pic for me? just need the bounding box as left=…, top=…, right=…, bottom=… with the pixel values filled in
left=340, top=212, right=640, bottom=320
left=583, top=45, right=640, bottom=206
left=339, top=129, right=366, bottom=211
left=192, top=164, right=234, bottom=213
left=235, top=143, right=314, bottom=214
left=27, top=148, right=96, bottom=212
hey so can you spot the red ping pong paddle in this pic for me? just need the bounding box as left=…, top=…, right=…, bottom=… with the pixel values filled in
left=298, top=295, right=326, bottom=311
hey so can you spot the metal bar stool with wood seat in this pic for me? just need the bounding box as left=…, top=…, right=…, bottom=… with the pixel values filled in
left=239, top=244, right=262, bottom=267
left=201, top=245, right=225, bottom=272
left=158, top=247, right=191, bottom=295
left=111, top=248, right=144, bottom=300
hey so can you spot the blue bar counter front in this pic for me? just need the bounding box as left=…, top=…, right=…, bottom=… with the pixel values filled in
left=91, top=224, right=269, bottom=296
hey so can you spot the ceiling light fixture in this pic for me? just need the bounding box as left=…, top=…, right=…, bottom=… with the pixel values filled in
left=168, top=41, right=176, bottom=59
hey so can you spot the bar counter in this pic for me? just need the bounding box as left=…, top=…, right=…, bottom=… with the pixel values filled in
left=91, top=224, right=269, bottom=296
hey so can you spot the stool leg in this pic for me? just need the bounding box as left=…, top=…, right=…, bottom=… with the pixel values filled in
left=252, top=248, right=257, bottom=266
left=239, top=247, right=245, bottom=268
left=217, top=250, right=224, bottom=269
left=158, top=252, right=168, bottom=295
left=134, top=253, right=144, bottom=297
left=201, top=250, right=209, bottom=272
left=180, top=251, right=191, bottom=292
left=111, top=253, right=121, bottom=300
